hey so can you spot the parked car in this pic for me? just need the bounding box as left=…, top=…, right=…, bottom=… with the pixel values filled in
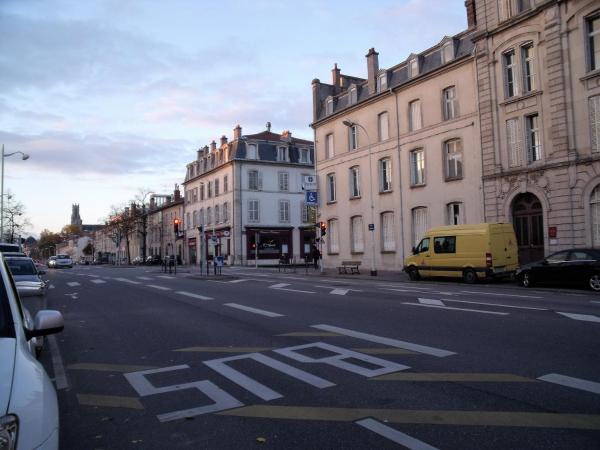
left=516, top=248, right=600, bottom=291
left=0, top=243, right=20, bottom=253
left=4, top=256, right=47, bottom=298
left=52, top=254, right=73, bottom=269
left=404, top=223, right=519, bottom=283
left=132, top=256, right=144, bottom=265
left=145, top=255, right=162, bottom=265
left=0, top=256, right=64, bottom=450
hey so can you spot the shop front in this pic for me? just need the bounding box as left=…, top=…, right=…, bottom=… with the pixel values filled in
left=203, top=227, right=231, bottom=262
left=246, top=227, right=293, bottom=260
left=299, top=226, right=316, bottom=260
left=187, top=237, right=197, bottom=265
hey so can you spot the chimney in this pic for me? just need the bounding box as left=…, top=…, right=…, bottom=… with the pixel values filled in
left=311, top=78, right=321, bottom=123
left=174, top=185, right=181, bottom=202
left=150, top=197, right=156, bottom=210
left=465, top=0, right=476, bottom=28
left=210, top=140, right=217, bottom=152
left=331, top=63, right=341, bottom=91
left=266, top=121, right=272, bottom=132
left=220, top=135, right=228, bottom=146
left=197, top=148, right=203, bottom=160
left=234, top=124, right=242, bottom=140
left=366, top=48, right=379, bottom=95
left=281, top=130, right=292, bottom=142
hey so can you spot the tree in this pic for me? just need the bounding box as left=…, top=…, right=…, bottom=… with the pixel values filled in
left=1, top=193, right=31, bottom=243
left=133, top=188, right=154, bottom=262
left=61, top=224, right=81, bottom=238
left=106, top=204, right=140, bottom=265
left=38, top=229, right=63, bottom=258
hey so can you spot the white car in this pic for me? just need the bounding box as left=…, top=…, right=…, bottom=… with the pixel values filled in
left=53, top=254, right=72, bottom=269
left=0, top=258, right=64, bottom=449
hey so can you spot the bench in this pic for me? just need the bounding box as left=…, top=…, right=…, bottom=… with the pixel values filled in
left=338, top=260, right=361, bottom=274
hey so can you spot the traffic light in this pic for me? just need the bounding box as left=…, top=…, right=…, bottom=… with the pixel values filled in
left=251, top=242, right=256, bottom=250
left=174, top=218, right=180, bottom=233
left=319, top=221, right=327, bottom=236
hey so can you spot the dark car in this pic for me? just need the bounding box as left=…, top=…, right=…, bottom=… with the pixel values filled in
left=145, top=255, right=162, bottom=265
left=516, top=248, right=600, bottom=291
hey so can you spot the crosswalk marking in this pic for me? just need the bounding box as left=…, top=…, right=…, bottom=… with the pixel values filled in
left=224, top=303, right=283, bottom=318
left=175, top=291, right=213, bottom=300
left=90, top=279, right=106, bottom=284
left=356, top=418, right=439, bottom=450
left=67, top=282, right=80, bottom=287
left=557, top=312, right=600, bottom=323
left=115, top=278, right=141, bottom=285
left=147, top=284, right=171, bottom=291
left=538, top=373, right=600, bottom=394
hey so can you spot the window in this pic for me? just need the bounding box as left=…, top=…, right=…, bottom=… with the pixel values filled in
left=408, top=57, right=419, bottom=78
left=521, top=43, right=535, bottom=93
left=516, top=0, right=531, bottom=13
left=279, top=200, right=290, bottom=223
left=381, top=212, right=395, bottom=251
left=433, top=236, right=456, bottom=254
left=443, top=86, right=458, bottom=120
left=207, top=181, right=213, bottom=198
left=193, top=188, right=198, bottom=203
left=412, top=207, right=428, bottom=247
left=590, top=95, right=600, bottom=153
left=328, top=219, right=339, bottom=253
left=199, top=208, right=204, bottom=225
left=206, top=207, right=212, bottom=225
left=277, top=147, right=288, bottom=162
left=351, top=216, right=364, bottom=253
left=349, top=125, right=358, bottom=150
left=247, top=144, right=257, bottom=159
left=415, top=237, right=430, bottom=254
left=591, top=185, right=600, bottom=246
left=588, top=15, right=600, bottom=72
left=327, top=173, right=336, bottom=202
left=248, top=170, right=262, bottom=190
left=248, top=200, right=259, bottom=222
left=215, top=205, right=220, bottom=224
left=507, top=117, right=523, bottom=167
left=409, top=100, right=422, bottom=131
left=214, top=179, right=220, bottom=196
left=326, top=133, right=334, bottom=159
left=379, top=158, right=392, bottom=192
left=200, top=183, right=205, bottom=200
left=504, top=50, right=518, bottom=98
left=441, top=41, right=454, bottom=64
left=301, top=204, right=312, bottom=223
left=192, top=211, right=198, bottom=228
left=447, top=202, right=464, bottom=225
left=278, top=172, right=289, bottom=191
left=378, top=72, right=387, bottom=91
left=222, top=202, right=229, bottom=222
left=444, top=139, right=463, bottom=180
left=526, top=114, right=541, bottom=163
left=349, top=86, right=358, bottom=105
left=378, top=112, right=389, bottom=141
left=300, top=148, right=310, bottom=163
left=186, top=212, right=190, bottom=229
left=326, top=97, right=334, bottom=115
left=410, top=149, right=425, bottom=185
left=224, top=175, right=229, bottom=192
left=349, top=166, right=361, bottom=198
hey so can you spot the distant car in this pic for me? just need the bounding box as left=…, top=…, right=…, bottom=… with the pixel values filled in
left=47, top=256, right=57, bottom=268
left=53, top=254, right=73, bottom=269
left=0, top=243, right=20, bottom=253
left=516, top=248, right=600, bottom=291
left=145, top=255, right=162, bottom=265
left=132, top=256, right=143, bottom=265
left=0, top=255, right=64, bottom=450
left=4, top=256, right=47, bottom=298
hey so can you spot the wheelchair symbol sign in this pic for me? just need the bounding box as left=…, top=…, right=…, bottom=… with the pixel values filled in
left=305, top=191, right=318, bottom=205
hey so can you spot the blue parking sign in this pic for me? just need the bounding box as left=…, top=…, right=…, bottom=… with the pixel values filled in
left=306, top=191, right=318, bottom=205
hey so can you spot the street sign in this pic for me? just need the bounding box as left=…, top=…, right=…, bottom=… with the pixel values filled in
left=211, top=236, right=220, bottom=244
left=302, top=175, right=317, bottom=191
left=305, top=191, right=318, bottom=205
left=223, top=230, right=231, bottom=237
left=368, top=223, right=375, bottom=231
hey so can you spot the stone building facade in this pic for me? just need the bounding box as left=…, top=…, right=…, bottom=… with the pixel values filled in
left=472, top=0, right=600, bottom=262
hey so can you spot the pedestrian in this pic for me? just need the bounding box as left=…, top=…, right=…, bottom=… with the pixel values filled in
left=311, top=244, right=320, bottom=270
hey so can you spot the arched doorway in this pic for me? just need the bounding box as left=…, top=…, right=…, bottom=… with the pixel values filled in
left=512, top=193, right=544, bottom=264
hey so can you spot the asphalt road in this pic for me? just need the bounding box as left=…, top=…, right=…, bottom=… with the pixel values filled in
left=38, top=265, right=600, bottom=449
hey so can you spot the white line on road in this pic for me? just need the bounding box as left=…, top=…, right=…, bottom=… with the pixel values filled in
left=592, top=301, right=600, bottom=304
left=157, top=275, right=175, bottom=280
left=538, top=373, right=600, bottom=394
left=147, top=284, right=171, bottom=291
left=270, top=283, right=290, bottom=288
left=312, top=324, right=455, bottom=357
left=269, top=283, right=315, bottom=294
left=228, top=279, right=249, bottom=283
left=356, top=418, right=439, bottom=450
left=556, top=312, right=600, bottom=323
left=418, top=298, right=445, bottom=306
left=49, top=284, right=55, bottom=289
left=460, top=290, right=542, bottom=299
left=67, top=282, right=80, bottom=287
left=115, top=278, right=141, bottom=285
left=443, top=299, right=547, bottom=311
left=175, top=291, right=213, bottom=300
left=90, top=279, right=106, bottom=284
left=136, top=276, right=153, bottom=280
left=404, top=302, right=509, bottom=316
left=381, top=287, right=433, bottom=293
left=224, top=303, right=283, bottom=318
left=47, top=335, right=69, bottom=390
left=330, top=289, right=350, bottom=295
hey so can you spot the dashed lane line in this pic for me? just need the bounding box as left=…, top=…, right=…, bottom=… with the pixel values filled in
left=66, top=282, right=80, bottom=287
left=157, top=275, right=175, bottom=280
left=115, top=278, right=141, bottom=285
left=175, top=291, right=213, bottom=300
left=269, top=283, right=316, bottom=294
left=371, top=373, right=535, bottom=382
left=67, top=363, right=158, bottom=372
left=136, top=276, right=153, bottom=280
left=404, top=302, right=509, bottom=316
left=48, top=335, right=69, bottom=390
left=538, top=373, right=600, bottom=394
left=224, top=303, right=284, bottom=318
left=460, top=290, right=543, bottom=299
left=556, top=312, right=600, bottom=323
left=356, top=418, right=440, bottom=450
left=77, top=394, right=144, bottom=410
left=147, top=284, right=171, bottom=291
left=90, top=279, right=106, bottom=284
left=441, top=298, right=547, bottom=311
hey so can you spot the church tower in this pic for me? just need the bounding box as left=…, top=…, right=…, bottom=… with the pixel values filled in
left=71, top=204, right=82, bottom=227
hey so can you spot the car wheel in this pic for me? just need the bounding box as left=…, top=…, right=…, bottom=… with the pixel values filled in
left=407, top=267, right=420, bottom=281
left=589, top=274, right=600, bottom=292
left=463, top=269, right=478, bottom=284
left=520, top=271, right=534, bottom=288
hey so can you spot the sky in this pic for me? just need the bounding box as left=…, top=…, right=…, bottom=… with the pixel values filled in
left=0, top=0, right=467, bottom=237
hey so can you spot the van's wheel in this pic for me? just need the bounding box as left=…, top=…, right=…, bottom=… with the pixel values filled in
left=589, top=274, right=600, bottom=292
left=407, top=267, right=420, bottom=281
left=520, top=271, right=534, bottom=288
left=463, top=269, right=477, bottom=284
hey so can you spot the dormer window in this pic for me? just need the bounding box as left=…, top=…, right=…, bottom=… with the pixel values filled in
left=349, top=86, right=358, bottom=105
left=408, top=57, right=419, bottom=78
left=326, top=97, right=334, bottom=115
left=441, top=41, right=455, bottom=64
left=377, top=72, right=388, bottom=92
left=247, top=144, right=257, bottom=159
left=277, top=147, right=288, bottom=162
left=300, top=148, right=311, bottom=164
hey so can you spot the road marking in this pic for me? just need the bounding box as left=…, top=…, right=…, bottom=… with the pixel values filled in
left=49, top=284, right=55, bottom=289
left=372, top=372, right=535, bottom=382
left=538, top=373, right=600, bottom=394
left=219, top=405, right=600, bottom=430
left=312, top=324, right=455, bottom=358
left=278, top=331, right=342, bottom=337
left=67, top=363, right=158, bottom=372
left=352, top=348, right=418, bottom=355
left=67, top=282, right=80, bottom=287
left=356, top=418, right=439, bottom=450
left=461, top=290, right=542, bottom=299
left=47, top=335, right=69, bottom=390
left=330, top=288, right=350, bottom=295
left=405, top=302, right=509, bottom=316
left=115, top=278, right=141, bottom=284
left=269, top=283, right=315, bottom=294
left=228, top=279, right=249, bottom=283
left=557, top=312, right=600, bottom=323
left=382, top=287, right=432, bottom=293
left=136, top=276, right=153, bottom=280
left=175, top=291, right=213, bottom=300
left=225, top=303, right=283, bottom=317
left=418, top=298, right=444, bottom=306
left=147, top=284, right=171, bottom=291
left=90, top=279, right=106, bottom=284
left=444, top=299, right=547, bottom=311
left=157, top=275, right=175, bottom=280
left=592, top=301, right=600, bottom=304
left=175, top=347, right=271, bottom=353
left=77, top=394, right=144, bottom=410
left=64, top=293, right=78, bottom=299
left=88, top=274, right=100, bottom=278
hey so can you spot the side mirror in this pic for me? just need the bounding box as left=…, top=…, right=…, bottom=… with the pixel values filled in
left=412, top=247, right=417, bottom=254
left=25, top=310, right=64, bottom=340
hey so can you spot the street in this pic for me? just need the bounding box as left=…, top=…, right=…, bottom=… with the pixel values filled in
left=40, top=265, right=600, bottom=449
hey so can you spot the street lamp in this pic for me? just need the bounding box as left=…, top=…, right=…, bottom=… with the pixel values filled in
left=342, top=120, right=377, bottom=276
left=1, top=145, right=29, bottom=242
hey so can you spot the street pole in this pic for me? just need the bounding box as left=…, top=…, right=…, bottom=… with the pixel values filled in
left=1, top=145, right=5, bottom=241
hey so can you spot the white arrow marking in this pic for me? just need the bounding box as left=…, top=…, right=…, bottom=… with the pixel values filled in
left=557, top=312, right=600, bottom=323
left=418, top=298, right=445, bottom=306
left=538, top=373, right=600, bottom=394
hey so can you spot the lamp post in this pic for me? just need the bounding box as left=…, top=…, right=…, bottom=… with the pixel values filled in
left=342, top=120, right=377, bottom=276
left=1, top=145, right=29, bottom=241
left=139, top=191, right=154, bottom=262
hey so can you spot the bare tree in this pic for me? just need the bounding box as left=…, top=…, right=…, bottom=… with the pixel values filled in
left=133, top=188, right=154, bottom=262
left=2, top=193, right=31, bottom=243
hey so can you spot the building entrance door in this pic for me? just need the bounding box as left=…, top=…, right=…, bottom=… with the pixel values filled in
left=512, top=193, right=544, bottom=264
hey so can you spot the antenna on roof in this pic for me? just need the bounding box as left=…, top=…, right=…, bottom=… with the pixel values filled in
left=266, top=121, right=271, bottom=132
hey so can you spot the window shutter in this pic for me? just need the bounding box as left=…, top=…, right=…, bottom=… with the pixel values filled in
left=507, top=118, right=523, bottom=167
left=590, top=96, right=600, bottom=153
left=258, top=172, right=263, bottom=190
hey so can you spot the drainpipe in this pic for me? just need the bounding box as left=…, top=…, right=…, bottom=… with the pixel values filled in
left=393, top=88, right=406, bottom=263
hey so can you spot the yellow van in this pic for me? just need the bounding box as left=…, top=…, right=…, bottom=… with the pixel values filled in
left=403, top=223, right=519, bottom=283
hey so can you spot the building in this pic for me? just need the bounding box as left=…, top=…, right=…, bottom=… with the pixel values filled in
left=311, top=25, right=482, bottom=272
left=472, top=0, right=600, bottom=263
left=182, top=124, right=315, bottom=266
